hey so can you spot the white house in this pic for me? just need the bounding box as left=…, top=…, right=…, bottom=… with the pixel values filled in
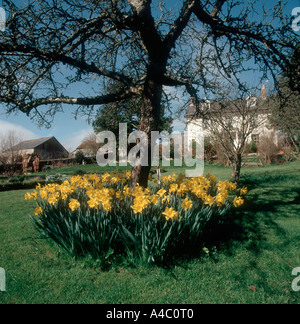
left=185, top=85, right=278, bottom=148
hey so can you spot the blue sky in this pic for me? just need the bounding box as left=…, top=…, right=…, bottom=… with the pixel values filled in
left=0, top=0, right=299, bottom=152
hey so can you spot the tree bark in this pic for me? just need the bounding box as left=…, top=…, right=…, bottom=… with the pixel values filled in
left=231, top=153, right=242, bottom=184
left=130, top=75, right=164, bottom=188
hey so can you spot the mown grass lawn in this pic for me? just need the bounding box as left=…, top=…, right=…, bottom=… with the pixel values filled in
left=0, top=162, right=299, bottom=304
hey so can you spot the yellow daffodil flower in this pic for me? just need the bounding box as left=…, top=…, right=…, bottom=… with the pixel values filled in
left=233, top=196, right=244, bottom=208
left=162, top=207, right=179, bottom=221
left=48, top=194, right=59, bottom=205
left=157, top=188, right=167, bottom=197
left=88, top=197, right=100, bottom=209
left=69, top=199, right=80, bottom=211
left=204, top=195, right=215, bottom=206
left=34, top=206, right=43, bottom=216
left=169, top=183, right=179, bottom=194
left=240, top=187, right=248, bottom=196
left=25, top=192, right=33, bottom=200
left=215, top=194, right=225, bottom=207
left=181, top=198, right=193, bottom=211
left=150, top=194, right=159, bottom=205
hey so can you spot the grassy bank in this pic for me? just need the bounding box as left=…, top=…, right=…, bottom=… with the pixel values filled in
left=0, top=162, right=299, bottom=304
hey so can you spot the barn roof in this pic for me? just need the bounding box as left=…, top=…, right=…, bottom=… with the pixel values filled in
left=8, top=137, right=54, bottom=151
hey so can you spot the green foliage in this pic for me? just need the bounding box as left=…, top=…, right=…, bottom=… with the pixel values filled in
left=117, top=200, right=231, bottom=265
left=249, top=141, right=258, bottom=153
left=32, top=206, right=119, bottom=263
left=45, top=174, right=69, bottom=184
left=74, top=151, right=85, bottom=164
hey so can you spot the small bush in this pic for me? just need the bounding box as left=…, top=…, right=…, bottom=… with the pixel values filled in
left=73, top=169, right=86, bottom=176
left=45, top=174, right=69, bottom=184
left=249, top=141, right=258, bottom=153
left=27, top=171, right=247, bottom=266
left=258, top=132, right=279, bottom=165
left=214, top=143, right=229, bottom=166
left=74, top=151, right=85, bottom=164
left=204, top=137, right=217, bottom=164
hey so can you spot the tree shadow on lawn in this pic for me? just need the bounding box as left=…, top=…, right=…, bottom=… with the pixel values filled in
left=149, top=183, right=300, bottom=270
left=239, top=173, right=300, bottom=191
left=202, top=185, right=300, bottom=261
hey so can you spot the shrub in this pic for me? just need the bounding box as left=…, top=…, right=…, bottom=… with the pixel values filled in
left=249, top=141, right=258, bottom=153
left=258, top=132, right=279, bottom=165
left=27, top=171, right=247, bottom=266
left=45, top=174, right=69, bottom=184
left=204, top=137, right=217, bottom=164
left=214, top=142, right=230, bottom=166
left=74, top=151, right=85, bottom=165
left=73, top=169, right=86, bottom=176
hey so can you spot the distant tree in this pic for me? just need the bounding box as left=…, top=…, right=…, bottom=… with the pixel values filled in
left=82, top=132, right=102, bottom=157
left=0, top=0, right=297, bottom=186
left=0, top=130, right=23, bottom=175
left=268, top=79, right=300, bottom=157
left=199, top=87, right=266, bottom=183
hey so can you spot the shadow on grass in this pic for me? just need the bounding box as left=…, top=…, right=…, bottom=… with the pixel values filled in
left=102, top=183, right=300, bottom=271
left=202, top=179, right=300, bottom=262
left=239, top=173, right=300, bottom=190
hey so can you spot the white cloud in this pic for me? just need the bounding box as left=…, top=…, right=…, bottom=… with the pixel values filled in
left=61, top=127, right=94, bottom=152
left=0, top=120, right=37, bottom=141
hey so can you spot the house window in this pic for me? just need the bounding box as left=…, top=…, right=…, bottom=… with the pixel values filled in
left=252, top=134, right=260, bottom=145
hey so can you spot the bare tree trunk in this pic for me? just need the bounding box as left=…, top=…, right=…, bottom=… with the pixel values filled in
left=289, top=134, right=300, bottom=161
left=231, top=153, right=242, bottom=184
left=130, top=76, right=163, bottom=188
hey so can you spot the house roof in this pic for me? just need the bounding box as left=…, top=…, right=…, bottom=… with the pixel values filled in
left=185, top=85, right=270, bottom=119
left=76, top=140, right=96, bottom=150
left=185, top=97, right=269, bottom=119
left=9, top=137, right=54, bottom=151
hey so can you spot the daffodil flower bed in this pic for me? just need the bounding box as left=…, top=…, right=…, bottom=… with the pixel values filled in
left=26, top=171, right=247, bottom=265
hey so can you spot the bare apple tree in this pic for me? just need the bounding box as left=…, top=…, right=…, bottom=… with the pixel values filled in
left=0, top=0, right=297, bottom=186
